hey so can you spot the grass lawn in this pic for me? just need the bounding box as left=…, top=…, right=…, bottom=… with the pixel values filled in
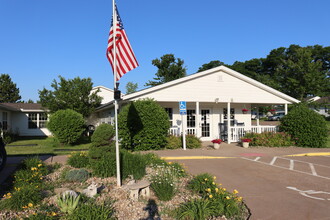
left=5, top=137, right=91, bottom=156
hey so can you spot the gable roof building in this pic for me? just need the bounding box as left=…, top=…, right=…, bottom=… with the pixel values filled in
left=92, top=66, right=300, bottom=143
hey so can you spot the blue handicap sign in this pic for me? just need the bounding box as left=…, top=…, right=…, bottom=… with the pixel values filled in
left=179, top=101, right=186, bottom=115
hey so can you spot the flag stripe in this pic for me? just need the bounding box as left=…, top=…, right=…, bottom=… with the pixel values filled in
left=106, top=5, right=138, bottom=81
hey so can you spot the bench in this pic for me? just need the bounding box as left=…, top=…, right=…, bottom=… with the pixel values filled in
left=125, top=180, right=150, bottom=201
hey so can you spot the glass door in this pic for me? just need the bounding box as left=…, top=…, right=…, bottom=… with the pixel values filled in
left=201, top=109, right=210, bottom=137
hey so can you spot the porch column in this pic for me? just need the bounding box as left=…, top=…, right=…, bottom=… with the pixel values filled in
left=256, top=106, right=260, bottom=126
left=196, top=102, right=200, bottom=137
left=227, top=102, right=231, bottom=144
left=284, top=103, right=288, bottom=114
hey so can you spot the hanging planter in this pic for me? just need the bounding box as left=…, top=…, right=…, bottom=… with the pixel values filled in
left=242, top=108, right=248, bottom=114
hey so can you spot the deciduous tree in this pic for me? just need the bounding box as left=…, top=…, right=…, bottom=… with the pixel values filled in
left=38, top=76, right=102, bottom=118
left=145, top=54, right=186, bottom=87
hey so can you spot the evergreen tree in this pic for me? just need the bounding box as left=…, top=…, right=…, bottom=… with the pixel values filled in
left=0, top=74, right=21, bottom=103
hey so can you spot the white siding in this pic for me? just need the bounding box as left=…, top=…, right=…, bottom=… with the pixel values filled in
left=129, top=71, right=292, bottom=104
left=11, top=112, right=51, bottom=136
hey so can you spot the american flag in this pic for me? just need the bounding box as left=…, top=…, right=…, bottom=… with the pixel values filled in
left=106, top=4, right=138, bottom=81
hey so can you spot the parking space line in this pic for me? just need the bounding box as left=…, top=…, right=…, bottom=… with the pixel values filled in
left=309, top=163, right=317, bottom=176
left=241, top=157, right=330, bottom=181
left=254, top=157, right=261, bottom=161
left=270, top=156, right=277, bottom=165
left=290, top=160, right=294, bottom=170
left=278, top=156, right=330, bottom=169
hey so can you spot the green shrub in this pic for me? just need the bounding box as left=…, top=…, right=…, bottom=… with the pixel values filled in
left=91, top=123, right=115, bottom=147
left=2, top=129, right=19, bottom=144
left=121, top=150, right=146, bottom=180
left=166, top=135, right=182, bottom=149
left=0, top=184, right=42, bottom=211
left=65, top=169, right=89, bottom=182
left=68, top=201, right=115, bottom=220
left=118, top=98, right=170, bottom=151
left=186, top=135, right=202, bottom=149
left=90, top=152, right=117, bottom=178
left=243, top=132, right=295, bottom=147
left=47, top=109, right=85, bottom=145
left=280, top=104, right=328, bottom=148
left=175, top=198, right=217, bottom=220
left=67, top=151, right=90, bottom=168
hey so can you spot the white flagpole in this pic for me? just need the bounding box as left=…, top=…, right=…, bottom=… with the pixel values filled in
left=112, top=0, right=121, bottom=187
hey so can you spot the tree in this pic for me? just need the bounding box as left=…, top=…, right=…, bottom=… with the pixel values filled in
left=0, top=74, right=21, bottom=103
left=145, top=54, right=187, bottom=87
left=125, top=81, right=138, bottom=94
left=275, top=47, right=328, bottom=100
left=38, top=76, right=102, bottom=118
left=197, top=60, right=225, bottom=72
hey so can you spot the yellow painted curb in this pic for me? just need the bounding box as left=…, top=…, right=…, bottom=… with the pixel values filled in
left=161, top=156, right=236, bottom=160
left=285, top=152, right=330, bottom=157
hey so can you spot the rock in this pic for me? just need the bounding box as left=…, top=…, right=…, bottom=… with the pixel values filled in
left=82, top=182, right=98, bottom=197
left=63, top=190, right=78, bottom=198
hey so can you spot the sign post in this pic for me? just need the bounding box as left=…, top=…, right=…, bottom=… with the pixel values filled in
left=179, top=101, right=187, bottom=150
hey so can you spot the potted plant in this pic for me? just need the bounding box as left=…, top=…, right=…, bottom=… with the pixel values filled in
left=242, top=108, right=248, bottom=114
left=211, top=139, right=222, bottom=149
left=241, top=138, right=252, bottom=148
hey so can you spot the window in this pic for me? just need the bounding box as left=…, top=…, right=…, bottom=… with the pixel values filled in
left=28, top=113, right=48, bottom=129
left=39, top=113, right=48, bottom=128
left=187, top=110, right=196, bottom=128
left=223, top=108, right=235, bottom=120
left=28, top=113, right=38, bottom=129
left=2, top=112, right=8, bottom=130
left=164, top=108, right=173, bottom=127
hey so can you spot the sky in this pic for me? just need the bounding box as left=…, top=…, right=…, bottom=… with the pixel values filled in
left=1, top=0, right=329, bottom=102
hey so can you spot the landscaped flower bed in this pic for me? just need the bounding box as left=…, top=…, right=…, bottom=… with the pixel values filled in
left=0, top=155, right=250, bottom=219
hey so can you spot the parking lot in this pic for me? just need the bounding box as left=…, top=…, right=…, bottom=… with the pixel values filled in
left=156, top=144, right=330, bottom=220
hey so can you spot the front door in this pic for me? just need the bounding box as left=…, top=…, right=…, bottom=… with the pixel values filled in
left=201, top=109, right=210, bottom=137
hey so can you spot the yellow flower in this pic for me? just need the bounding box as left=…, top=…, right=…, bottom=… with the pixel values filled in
left=28, top=203, right=33, bottom=207
left=38, top=163, right=42, bottom=167
left=22, top=206, right=28, bottom=209
left=213, top=176, right=216, bottom=179
left=215, top=188, right=219, bottom=193
left=31, top=167, right=37, bottom=171
left=233, top=189, right=239, bottom=194
left=51, top=212, right=57, bottom=216
left=237, top=196, right=243, bottom=202
left=204, top=178, right=208, bottom=181
left=212, top=182, right=215, bottom=185
left=209, top=194, right=213, bottom=198
left=222, top=188, right=226, bottom=191
left=226, top=196, right=230, bottom=200
left=206, top=188, right=211, bottom=192
left=168, top=162, right=172, bottom=165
